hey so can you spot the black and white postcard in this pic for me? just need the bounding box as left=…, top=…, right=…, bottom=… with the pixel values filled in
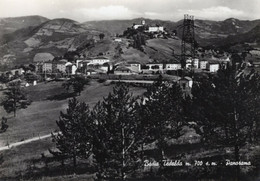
left=0, top=0, right=259, bottom=180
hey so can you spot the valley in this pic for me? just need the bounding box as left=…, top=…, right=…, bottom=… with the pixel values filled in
left=0, top=13, right=259, bottom=181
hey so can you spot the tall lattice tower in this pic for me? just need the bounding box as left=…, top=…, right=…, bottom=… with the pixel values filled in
left=181, top=14, right=195, bottom=69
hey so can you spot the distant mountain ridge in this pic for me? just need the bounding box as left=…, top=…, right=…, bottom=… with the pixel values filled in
left=203, top=24, right=260, bottom=49
left=0, top=15, right=49, bottom=38
left=0, top=15, right=260, bottom=70
left=83, top=17, right=260, bottom=42
left=0, top=18, right=102, bottom=69
left=83, top=18, right=177, bottom=35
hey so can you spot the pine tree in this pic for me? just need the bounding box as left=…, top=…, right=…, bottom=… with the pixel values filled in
left=91, top=83, right=140, bottom=180
left=190, top=66, right=260, bottom=176
left=142, top=76, right=184, bottom=165
left=53, top=97, right=92, bottom=168
left=91, top=101, right=110, bottom=179
left=135, top=98, right=153, bottom=164
left=1, top=82, right=31, bottom=117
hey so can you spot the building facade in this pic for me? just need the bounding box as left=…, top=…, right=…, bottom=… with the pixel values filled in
left=165, top=63, right=182, bottom=70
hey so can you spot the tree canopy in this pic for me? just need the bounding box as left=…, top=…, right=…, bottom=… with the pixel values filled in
left=141, top=76, right=185, bottom=163
left=62, top=76, right=89, bottom=96
left=190, top=66, right=260, bottom=166
left=1, top=82, right=31, bottom=117
left=53, top=97, right=93, bottom=167
left=91, top=83, right=140, bottom=180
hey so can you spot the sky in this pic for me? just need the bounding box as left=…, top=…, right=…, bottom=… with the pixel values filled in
left=0, top=0, right=260, bottom=22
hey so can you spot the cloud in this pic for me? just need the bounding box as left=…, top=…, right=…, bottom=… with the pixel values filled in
left=178, top=6, right=246, bottom=20
left=76, top=5, right=141, bottom=21
left=0, top=0, right=259, bottom=22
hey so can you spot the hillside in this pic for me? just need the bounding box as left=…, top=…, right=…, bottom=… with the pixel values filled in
left=225, top=24, right=260, bottom=44
left=193, top=18, right=260, bottom=39
left=200, top=24, right=260, bottom=51
left=0, top=15, right=49, bottom=40
left=0, top=18, right=103, bottom=70
left=144, top=38, right=181, bottom=62
left=78, top=37, right=182, bottom=64
left=0, top=16, right=183, bottom=70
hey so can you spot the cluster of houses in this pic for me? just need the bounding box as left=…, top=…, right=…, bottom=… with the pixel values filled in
left=0, top=67, right=38, bottom=89
left=35, top=59, right=78, bottom=75
left=114, top=58, right=226, bottom=75
left=34, top=55, right=230, bottom=76
left=0, top=54, right=235, bottom=94
left=35, top=57, right=112, bottom=75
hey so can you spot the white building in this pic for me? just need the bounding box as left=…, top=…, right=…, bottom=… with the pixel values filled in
left=86, top=57, right=110, bottom=65
left=76, top=59, right=90, bottom=69
left=133, top=20, right=145, bottom=29
left=184, top=58, right=199, bottom=69
left=148, top=26, right=164, bottom=32
left=66, top=63, right=77, bottom=75
left=208, top=63, right=220, bottom=72
left=193, top=58, right=199, bottom=69
left=133, top=25, right=143, bottom=29
left=146, top=63, right=164, bottom=71
left=186, top=59, right=192, bottom=69
left=114, top=38, right=122, bottom=42
left=10, top=68, right=25, bottom=76
left=76, top=57, right=110, bottom=67
left=127, top=61, right=141, bottom=73
left=165, top=63, right=182, bottom=70
left=200, top=60, right=208, bottom=70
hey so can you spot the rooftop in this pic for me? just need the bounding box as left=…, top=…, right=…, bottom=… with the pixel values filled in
left=115, top=66, right=132, bottom=72
left=127, top=61, right=141, bottom=64
left=88, top=56, right=109, bottom=60
left=146, top=62, right=163, bottom=65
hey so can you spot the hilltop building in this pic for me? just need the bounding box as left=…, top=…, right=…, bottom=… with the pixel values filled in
left=133, top=20, right=146, bottom=29
left=147, top=26, right=164, bottom=33
left=132, top=20, right=164, bottom=33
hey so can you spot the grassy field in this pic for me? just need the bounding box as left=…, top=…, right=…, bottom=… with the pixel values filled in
left=0, top=80, right=146, bottom=147
left=121, top=47, right=150, bottom=63
left=0, top=137, right=55, bottom=180
left=144, top=38, right=182, bottom=62
left=0, top=136, right=95, bottom=181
